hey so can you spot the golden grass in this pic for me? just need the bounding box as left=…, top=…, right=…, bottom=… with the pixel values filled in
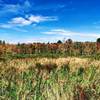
left=0, top=57, right=99, bottom=72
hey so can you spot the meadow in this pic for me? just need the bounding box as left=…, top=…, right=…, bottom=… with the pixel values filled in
left=0, top=57, right=100, bottom=100
left=0, top=0, right=100, bottom=99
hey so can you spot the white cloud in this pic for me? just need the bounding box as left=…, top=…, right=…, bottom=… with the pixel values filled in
left=0, top=15, right=58, bottom=28
left=9, top=17, right=32, bottom=26
left=29, top=15, right=57, bottom=23
left=9, top=15, right=58, bottom=26
left=44, top=29, right=71, bottom=36
left=44, top=29, right=100, bottom=39
left=0, top=26, right=99, bottom=43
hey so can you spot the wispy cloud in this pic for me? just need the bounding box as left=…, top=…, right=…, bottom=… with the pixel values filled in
left=0, top=15, right=58, bottom=27
left=0, top=24, right=12, bottom=28
left=0, top=0, right=32, bottom=16
left=9, top=17, right=32, bottom=26
left=28, top=15, right=58, bottom=23
left=44, top=29, right=100, bottom=39
left=0, top=24, right=28, bottom=32
left=0, top=0, right=73, bottom=17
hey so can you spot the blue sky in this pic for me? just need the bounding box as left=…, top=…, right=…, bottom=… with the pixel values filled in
left=0, top=0, right=100, bottom=43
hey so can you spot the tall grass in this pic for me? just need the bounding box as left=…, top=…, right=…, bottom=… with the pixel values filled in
left=0, top=58, right=100, bottom=100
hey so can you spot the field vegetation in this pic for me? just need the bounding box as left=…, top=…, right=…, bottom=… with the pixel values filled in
left=0, top=57, right=100, bottom=100
left=0, top=38, right=100, bottom=100
left=0, top=38, right=100, bottom=60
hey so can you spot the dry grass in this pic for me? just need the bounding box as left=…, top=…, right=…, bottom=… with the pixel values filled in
left=1, top=57, right=99, bottom=72
left=0, top=57, right=100, bottom=100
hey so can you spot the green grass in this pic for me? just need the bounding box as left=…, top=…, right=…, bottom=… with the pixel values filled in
left=0, top=53, right=100, bottom=63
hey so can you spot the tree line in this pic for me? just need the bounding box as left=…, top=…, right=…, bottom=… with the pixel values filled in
left=0, top=38, right=100, bottom=58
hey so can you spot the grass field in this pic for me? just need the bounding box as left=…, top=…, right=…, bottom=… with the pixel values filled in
left=0, top=57, right=100, bottom=100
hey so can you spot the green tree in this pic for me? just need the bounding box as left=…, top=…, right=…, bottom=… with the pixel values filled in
left=97, top=38, right=100, bottom=43
left=57, top=40, right=62, bottom=44
left=97, top=38, right=100, bottom=50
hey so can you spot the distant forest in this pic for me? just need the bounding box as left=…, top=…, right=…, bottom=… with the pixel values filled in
left=0, top=38, right=100, bottom=59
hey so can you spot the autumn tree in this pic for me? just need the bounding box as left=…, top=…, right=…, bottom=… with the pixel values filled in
left=0, top=39, right=99, bottom=57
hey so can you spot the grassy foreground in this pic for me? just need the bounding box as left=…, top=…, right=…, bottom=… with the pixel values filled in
left=0, top=57, right=100, bottom=100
